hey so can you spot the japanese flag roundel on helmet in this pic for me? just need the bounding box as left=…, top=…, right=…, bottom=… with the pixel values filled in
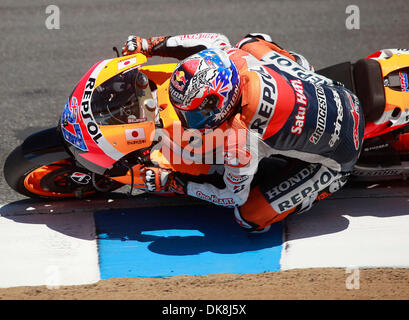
left=169, top=48, right=241, bottom=130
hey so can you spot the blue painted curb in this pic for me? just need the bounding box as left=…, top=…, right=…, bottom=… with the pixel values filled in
left=95, top=205, right=283, bottom=278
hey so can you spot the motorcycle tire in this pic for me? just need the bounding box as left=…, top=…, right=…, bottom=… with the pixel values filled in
left=3, top=145, right=122, bottom=200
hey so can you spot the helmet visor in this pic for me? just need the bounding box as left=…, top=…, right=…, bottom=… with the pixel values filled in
left=174, top=94, right=221, bottom=130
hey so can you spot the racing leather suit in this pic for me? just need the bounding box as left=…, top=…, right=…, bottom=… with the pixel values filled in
left=131, top=32, right=365, bottom=231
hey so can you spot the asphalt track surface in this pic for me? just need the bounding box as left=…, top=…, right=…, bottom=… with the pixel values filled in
left=0, top=0, right=408, bottom=202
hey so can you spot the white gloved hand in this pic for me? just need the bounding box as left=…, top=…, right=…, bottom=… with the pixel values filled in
left=143, top=167, right=171, bottom=192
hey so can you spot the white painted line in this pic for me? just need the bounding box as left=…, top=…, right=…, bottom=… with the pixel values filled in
left=281, top=197, right=409, bottom=270
left=0, top=212, right=100, bottom=288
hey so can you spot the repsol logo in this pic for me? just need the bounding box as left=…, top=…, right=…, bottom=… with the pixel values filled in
left=249, top=66, right=277, bottom=136
left=80, top=77, right=102, bottom=144
left=309, top=86, right=327, bottom=144
left=275, top=168, right=338, bottom=213
left=262, top=52, right=332, bottom=85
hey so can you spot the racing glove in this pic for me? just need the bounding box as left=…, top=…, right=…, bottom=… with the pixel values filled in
left=167, top=174, right=187, bottom=195
left=142, top=167, right=170, bottom=192
left=122, top=35, right=169, bottom=57
left=142, top=166, right=186, bottom=194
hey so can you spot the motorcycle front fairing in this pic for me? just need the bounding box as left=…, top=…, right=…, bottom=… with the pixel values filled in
left=60, top=54, right=157, bottom=176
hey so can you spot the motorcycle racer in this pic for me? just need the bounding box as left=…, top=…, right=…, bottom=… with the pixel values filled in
left=122, top=33, right=365, bottom=233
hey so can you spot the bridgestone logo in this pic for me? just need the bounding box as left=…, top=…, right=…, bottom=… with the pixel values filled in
left=309, top=86, right=327, bottom=144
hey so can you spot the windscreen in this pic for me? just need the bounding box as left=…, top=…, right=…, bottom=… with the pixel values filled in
left=91, top=68, right=153, bottom=125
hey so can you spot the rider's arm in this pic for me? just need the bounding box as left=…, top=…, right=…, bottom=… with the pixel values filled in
left=235, top=33, right=297, bottom=61
left=155, top=33, right=231, bottom=59
left=236, top=33, right=315, bottom=71
left=123, top=33, right=231, bottom=60
left=185, top=142, right=259, bottom=208
left=186, top=163, right=255, bottom=208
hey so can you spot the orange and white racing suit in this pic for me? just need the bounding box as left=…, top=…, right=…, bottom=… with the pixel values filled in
left=138, top=32, right=365, bottom=232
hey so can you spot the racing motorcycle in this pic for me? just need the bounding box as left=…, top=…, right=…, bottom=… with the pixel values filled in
left=3, top=48, right=409, bottom=200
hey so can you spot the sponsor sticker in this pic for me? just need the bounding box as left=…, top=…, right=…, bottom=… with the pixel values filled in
left=125, top=128, right=146, bottom=141
left=118, top=57, right=137, bottom=71
left=195, top=191, right=235, bottom=206
left=73, top=60, right=125, bottom=167
left=329, top=89, right=343, bottom=148
left=226, top=172, right=249, bottom=184
left=352, top=168, right=402, bottom=176
left=224, top=149, right=251, bottom=168
left=400, top=71, right=409, bottom=92
left=180, top=33, right=218, bottom=41
left=290, top=79, right=308, bottom=135
left=213, top=85, right=240, bottom=123
left=233, top=184, right=246, bottom=194
left=261, top=51, right=333, bottom=85
left=61, top=96, right=88, bottom=151
left=345, top=92, right=360, bottom=150
left=182, top=68, right=215, bottom=107
left=249, top=65, right=278, bottom=137
left=309, top=86, right=327, bottom=144
left=264, top=165, right=319, bottom=202
left=270, top=167, right=340, bottom=213
left=70, top=172, right=91, bottom=184
left=80, top=77, right=104, bottom=145
left=171, top=70, right=187, bottom=90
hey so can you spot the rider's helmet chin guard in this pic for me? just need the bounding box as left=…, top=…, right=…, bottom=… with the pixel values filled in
left=168, top=48, right=242, bottom=133
left=60, top=54, right=156, bottom=175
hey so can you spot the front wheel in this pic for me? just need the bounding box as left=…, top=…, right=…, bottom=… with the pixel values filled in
left=3, top=145, right=122, bottom=200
